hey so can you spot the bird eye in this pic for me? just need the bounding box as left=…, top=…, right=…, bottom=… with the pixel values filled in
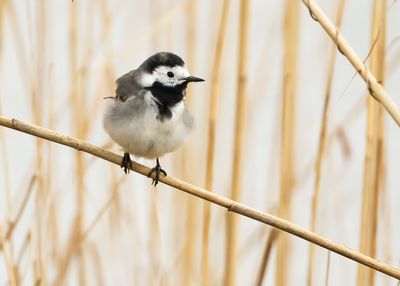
left=167, top=71, right=174, bottom=78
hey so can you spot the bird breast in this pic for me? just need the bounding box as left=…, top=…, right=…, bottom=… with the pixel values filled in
left=103, top=92, right=194, bottom=159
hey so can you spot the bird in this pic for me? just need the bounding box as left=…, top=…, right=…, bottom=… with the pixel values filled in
left=103, top=52, right=204, bottom=186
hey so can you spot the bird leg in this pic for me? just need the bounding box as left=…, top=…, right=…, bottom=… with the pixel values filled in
left=121, top=152, right=132, bottom=174
left=147, top=158, right=167, bottom=186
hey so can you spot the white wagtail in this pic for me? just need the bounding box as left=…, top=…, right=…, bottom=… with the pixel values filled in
left=103, top=52, right=204, bottom=185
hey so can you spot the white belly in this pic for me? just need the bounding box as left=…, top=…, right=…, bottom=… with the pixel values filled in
left=104, top=97, right=193, bottom=159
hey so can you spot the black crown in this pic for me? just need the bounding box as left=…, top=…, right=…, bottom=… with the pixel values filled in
left=140, top=52, right=185, bottom=73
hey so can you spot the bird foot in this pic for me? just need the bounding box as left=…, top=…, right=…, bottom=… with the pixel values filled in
left=121, top=153, right=132, bottom=174
left=147, top=159, right=167, bottom=186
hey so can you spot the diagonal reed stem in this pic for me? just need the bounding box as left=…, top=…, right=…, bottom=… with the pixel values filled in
left=255, top=229, right=278, bottom=286
left=1, top=116, right=400, bottom=280
left=307, top=1, right=346, bottom=284
left=0, top=116, right=400, bottom=280
left=300, top=0, right=400, bottom=127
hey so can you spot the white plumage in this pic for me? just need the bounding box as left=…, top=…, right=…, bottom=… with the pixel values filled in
left=103, top=92, right=194, bottom=159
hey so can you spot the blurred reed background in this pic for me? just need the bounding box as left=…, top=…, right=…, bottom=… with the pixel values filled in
left=1, top=0, right=400, bottom=285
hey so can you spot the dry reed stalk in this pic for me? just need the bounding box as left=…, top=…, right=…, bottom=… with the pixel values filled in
left=357, top=1, right=386, bottom=285
left=71, top=2, right=98, bottom=284
left=70, top=2, right=86, bottom=284
left=307, top=1, right=346, bottom=284
left=32, top=0, right=45, bottom=182
left=224, top=0, right=250, bottom=285
left=85, top=2, right=114, bottom=134
left=149, top=193, right=161, bottom=286
left=54, top=216, right=82, bottom=285
left=0, top=226, right=17, bottom=286
left=68, top=81, right=101, bottom=283
left=15, top=232, right=31, bottom=270
left=53, top=3, right=86, bottom=284
left=300, top=0, right=400, bottom=127
left=0, top=98, right=15, bottom=283
left=0, top=125, right=11, bottom=211
left=107, top=167, right=126, bottom=235
left=201, top=0, right=231, bottom=283
left=2, top=116, right=400, bottom=279
left=44, top=20, right=54, bottom=191
left=324, top=251, right=331, bottom=286
left=99, top=0, right=118, bottom=183
left=89, top=2, right=116, bottom=132
left=3, top=176, right=36, bottom=244
left=5, top=0, right=29, bottom=88
left=47, top=203, right=60, bottom=260
left=255, top=229, right=278, bottom=286
left=31, top=1, right=48, bottom=283
left=182, top=180, right=198, bottom=281
left=97, top=1, right=126, bottom=281
left=80, top=188, right=121, bottom=243
left=87, top=242, right=105, bottom=286
left=42, top=7, right=58, bottom=279
left=0, top=0, right=12, bottom=219
left=182, top=1, right=198, bottom=284
left=96, top=1, right=127, bottom=280
left=371, top=10, right=386, bottom=283
left=276, top=1, right=300, bottom=285
left=184, top=0, right=196, bottom=109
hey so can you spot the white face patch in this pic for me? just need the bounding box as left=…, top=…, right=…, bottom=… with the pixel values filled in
left=140, top=72, right=156, bottom=87
left=140, top=65, right=190, bottom=88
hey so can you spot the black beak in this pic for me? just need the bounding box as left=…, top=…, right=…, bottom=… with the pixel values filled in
left=184, top=76, right=205, bottom=83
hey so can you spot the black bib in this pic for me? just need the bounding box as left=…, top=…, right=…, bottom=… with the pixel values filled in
left=147, top=81, right=187, bottom=120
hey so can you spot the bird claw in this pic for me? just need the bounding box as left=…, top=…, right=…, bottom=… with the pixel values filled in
left=121, top=153, right=132, bottom=174
left=147, top=159, right=167, bottom=186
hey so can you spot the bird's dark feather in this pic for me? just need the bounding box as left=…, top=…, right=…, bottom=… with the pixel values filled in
left=115, top=70, right=142, bottom=102
left=147, top=81, right=187, bottom=121
left=140, top=52, right=185, bottom=73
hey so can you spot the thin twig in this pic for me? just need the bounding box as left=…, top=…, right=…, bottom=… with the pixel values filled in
left=255, top=229, right=278, bottom=286
left=325, top=251, right=331, bottom=286
left=79, top=188, right=120, bottom=243
left=0, top=115, right=400, bottom=280
left=301, top=0, right=400, bottom=127
left=307, top=1, right=346, bottom=284
left=4, top=175, right=36, bottom=241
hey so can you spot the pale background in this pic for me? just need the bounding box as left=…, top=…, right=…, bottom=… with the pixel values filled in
left=0, top=0, right=400, bottom=285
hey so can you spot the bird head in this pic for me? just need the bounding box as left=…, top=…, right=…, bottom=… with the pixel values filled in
left=138, top=52, right=204, bottom=88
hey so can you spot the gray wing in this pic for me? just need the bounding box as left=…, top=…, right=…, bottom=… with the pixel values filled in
left=115, top=69, right=143, bottom=102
